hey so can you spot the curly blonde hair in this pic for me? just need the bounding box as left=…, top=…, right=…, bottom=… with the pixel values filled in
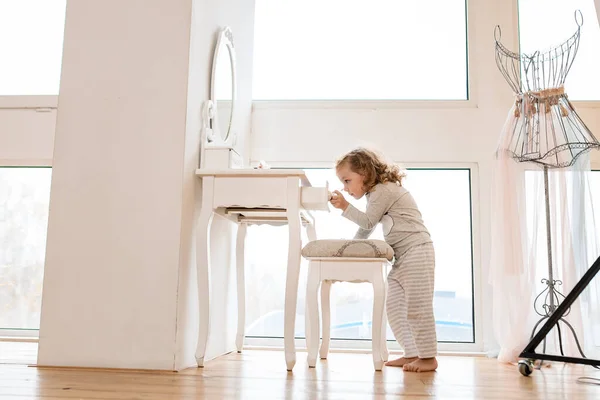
left=335, top=147, right=406, bottom=192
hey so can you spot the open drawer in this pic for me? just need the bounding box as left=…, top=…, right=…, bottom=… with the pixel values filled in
left=301, top=186, right=330, bottom=211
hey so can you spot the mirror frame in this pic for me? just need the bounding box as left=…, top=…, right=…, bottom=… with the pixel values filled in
left=209, top=26, right=236, bottom=144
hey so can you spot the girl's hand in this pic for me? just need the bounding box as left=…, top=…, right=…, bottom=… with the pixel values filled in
left=329, top=190, right=349, bottom=211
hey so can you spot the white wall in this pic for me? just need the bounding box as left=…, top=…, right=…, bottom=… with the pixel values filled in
left=249, top=0, right=600, bottom=352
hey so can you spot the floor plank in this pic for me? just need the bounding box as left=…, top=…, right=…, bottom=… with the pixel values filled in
left=0, top=344, right=599, bottom=399
left=0, top=342, right=37, bottom=365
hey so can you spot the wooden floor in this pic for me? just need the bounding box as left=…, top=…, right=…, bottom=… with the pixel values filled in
left=1, top=343, right=599, bottom=399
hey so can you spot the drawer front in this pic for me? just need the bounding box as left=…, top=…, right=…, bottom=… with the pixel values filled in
left=301, top=187, right=330, bottom=211
left=213, top=177, right=289, bottom=208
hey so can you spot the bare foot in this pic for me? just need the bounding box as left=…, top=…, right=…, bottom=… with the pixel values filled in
left=403, top=357, right=438, bottom=372
left=384, top=356, right=418, bottom=367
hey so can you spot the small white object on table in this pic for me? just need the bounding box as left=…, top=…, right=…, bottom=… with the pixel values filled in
left=194, top=168, right=329, bottom=371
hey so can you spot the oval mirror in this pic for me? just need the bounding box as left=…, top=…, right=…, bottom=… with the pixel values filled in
left=210, top=27, right=236, bottom=143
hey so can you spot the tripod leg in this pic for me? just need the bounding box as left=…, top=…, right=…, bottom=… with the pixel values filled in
left=519, top=256, right=600, bottom=368
left=556, top=321, right=565, bottom=356
left=530, top=316, right=548, bottom=339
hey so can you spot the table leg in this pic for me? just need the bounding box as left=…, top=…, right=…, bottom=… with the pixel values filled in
left=305, top=265, right=321, bottom=368
left=195, top=177, right=215, bottom=367
left=284, top=177, right=302, bottom=371
left=236, top=223, right=247, bottom=353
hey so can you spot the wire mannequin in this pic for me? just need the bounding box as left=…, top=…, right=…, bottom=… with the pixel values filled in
left=494, top=10, right=600, bottom=372
left=495, top=10, right=599, bottom=169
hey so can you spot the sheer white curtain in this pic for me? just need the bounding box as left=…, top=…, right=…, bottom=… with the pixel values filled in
left=490, top=133, right=600, bottom=364
left=489, top=110, right=537, bottom=363
left=568, top=159, right=600, bottom=358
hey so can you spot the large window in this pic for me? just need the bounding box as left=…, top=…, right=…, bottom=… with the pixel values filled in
left=244, top=168, right=474, bottom=345
left=252, top=1, right=469, bottom=100
left=518, top=0, right=600, bottom=101
left=0, top=167, right=52, bottom=331
left=0, top=1, right=67, bottom=96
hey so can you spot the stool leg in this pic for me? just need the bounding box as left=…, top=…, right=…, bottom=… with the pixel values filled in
left=320, top=281, right=332, bottom=359
left=305, top=265, right=321, bottom=368
left=235, top=223, right=247, bottom=353
left=381, top=284, right=389, bottom=362
left=371, top=269, right=385, bottom=371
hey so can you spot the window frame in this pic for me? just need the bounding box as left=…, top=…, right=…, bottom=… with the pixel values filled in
left=0, top=156, right=53, bottom=169
left=243, top=162, right=483, bottom=354
left=0, top=96, right=58, bottom=110
left=251, top=0, right=475, bottom=108
left=0, top=329, right=39, bottom=339
left=568, top=100, right=600, bottom=110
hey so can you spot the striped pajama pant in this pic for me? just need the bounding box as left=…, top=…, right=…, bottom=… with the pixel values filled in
left=386, top=242, right=437, bottom=358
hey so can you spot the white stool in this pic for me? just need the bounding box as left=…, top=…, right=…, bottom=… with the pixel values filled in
left=302, top=240, right=393, bottom=371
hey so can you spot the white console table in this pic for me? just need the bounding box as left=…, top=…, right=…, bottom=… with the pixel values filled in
left=194, top=168, right=328, bottom=371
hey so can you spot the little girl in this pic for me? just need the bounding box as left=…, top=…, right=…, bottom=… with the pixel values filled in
left=329, top=147, right=438, bottom=372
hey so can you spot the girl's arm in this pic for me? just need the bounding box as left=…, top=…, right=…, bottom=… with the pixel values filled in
left=354, top=226, right=375, bottom=239
left=342, top=186, right=391, bottom=230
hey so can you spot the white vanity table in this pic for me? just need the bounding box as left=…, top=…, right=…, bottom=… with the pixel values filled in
left=195, top=168, right=330, bottom=371
left=194, top=27, right=329, bottom=371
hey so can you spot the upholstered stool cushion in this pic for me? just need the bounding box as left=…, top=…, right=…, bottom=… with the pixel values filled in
left=302, top=239, right=394, bottom=261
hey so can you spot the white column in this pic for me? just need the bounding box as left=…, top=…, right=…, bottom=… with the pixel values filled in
left=37, top=0, right=256, bottom=371
left=37, top=0, right=194, bottom=370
